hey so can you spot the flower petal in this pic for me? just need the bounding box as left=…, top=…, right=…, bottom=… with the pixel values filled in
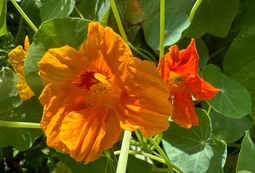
left=38, top=45, right=91, bottom=86
left=39, top=83, right=88, bottom=153
left=185, top=76, right=220, bottom=101
left=171, top=91, right=199, bottom=128
left=60, top=108, right=121, bottom=164
left=82, top=22, right=133, bottom=76
left=115, top=58, right=172, bottom=137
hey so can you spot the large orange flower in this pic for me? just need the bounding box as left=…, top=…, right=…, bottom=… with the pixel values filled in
left=38, top=22, right=172, bottom=164
left=8, top=36, right=35, bottom=100
left=158, top=39, right=219, bottom=128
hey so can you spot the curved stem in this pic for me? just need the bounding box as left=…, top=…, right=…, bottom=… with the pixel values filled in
left=159, top=0, right=165, bottom=58
left=207, top=105, right=212, bottom=116
left=148, top=137, right=182, bottom=173
left=0, top=120, right=41, bottom=129
left=134, top=130, right=148, bottom=151
left=74, top=6, right=85, bottom=19
left=189, top=0, right=203, bottom=22
left=109, top=0, right=128, bottom=43
left=116, top=130, right=132, bottom=173
left=10, top=0, right=38, bottom=32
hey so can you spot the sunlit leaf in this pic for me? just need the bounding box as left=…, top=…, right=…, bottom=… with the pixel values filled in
left=40, top=0, right=76, bottom=22
left=223, top=0, right=255, bottom=110
left=24, top=17, right=90, bottom=96
left=144, top=11, right=190, bottom=50
left=57, top=151, right=116, bottom=173
left=236, top=132, right=255, bottom=172
left=162, top=108, right=227, bottom=173
left=0, top=67, right=42, bottom=151
left=0, top=0, right=7, bottom=37
left=202, top=64, right=251, bottom=118
left=210, top=109, right=253, bottom=144
left=185, top=0, right=239, bottom=37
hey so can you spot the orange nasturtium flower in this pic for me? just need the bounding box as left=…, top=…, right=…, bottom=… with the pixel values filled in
left=158, top=39, right=219, bottom=128
left=38, top=22, right=172, bottom=164
left=8, top=36, right=35, bottom=100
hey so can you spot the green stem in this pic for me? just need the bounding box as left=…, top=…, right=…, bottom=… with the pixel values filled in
left=74, top=6, right=85, bottom=19
left=114, top=150, right=165, bottom=164
left=148, top=138, right=182, bottom=173
left=134, top=130, right=148, bottom=152
left=128, top=43, right=157, bottom=63
left=10, top=0, right=38, bottom=32
left=189, top=0, right=203, bottom=22
left=109, top=0, right=128, bottom=43
left=207, top=105, right=212, bottom=116
left=0, top=120, right=41, bottom=129
left=116, top=130, right=132, bottom=173
left=159, top=0, right=165, bottom=58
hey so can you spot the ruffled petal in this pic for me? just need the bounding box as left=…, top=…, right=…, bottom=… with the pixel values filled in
left=173, top=39, right=198, bottom=77
left=60, top=108, right=121, bottom=164
left=8, top=45, right=34, bottom=100
left=38, top=45, right=91, bottom=86
left=185, top=76, right=220, bottom=101
left=39, top=83, right=88, bottom=153
left=82, top=22, right=133, bottom=76
left=115, top=58, right=172, bottom=137
left=171, top=91, right=199, bottom=128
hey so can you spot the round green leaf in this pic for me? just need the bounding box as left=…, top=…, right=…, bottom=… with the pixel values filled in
left=210, top=110, right=253, bottom=144
left=202, top=64, right=251, bottom=118
left=237, top=132, right=255, bottom=172
left=40, top=0, right=76, bottom=22
left=143, top=12, right=190, bottom=50
left=24, top=17, right=90, bottom=96
left=162, top=108, right=227, bottom=173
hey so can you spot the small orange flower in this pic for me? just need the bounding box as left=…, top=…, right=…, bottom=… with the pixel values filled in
left=38, top=22, right=172, bottom=164
left=158, top=39, right=219, bottom=128
left=8, top=36, right=35, bottom=100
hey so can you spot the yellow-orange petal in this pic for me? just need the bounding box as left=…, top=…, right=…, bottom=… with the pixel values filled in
left=82, top=22, right=133, bottom=76
left=185, top=75, right=220, bottom=101
left=114, top=58, right=172, bottom=137
left=38, top=45, right=91, bottom=86
left=60, top=107, right=121, bottom=164
left=39, top=83, right=88, bottom=153
left=8, top=43, right=34, bottom=100
left=171, top=91, right=199, bottom=128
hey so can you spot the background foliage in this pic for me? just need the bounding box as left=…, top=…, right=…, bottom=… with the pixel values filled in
left=0, top=0, right=255, bottom=172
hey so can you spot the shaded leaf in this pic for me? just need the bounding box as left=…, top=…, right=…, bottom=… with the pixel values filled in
left=127, top=155, right=152, bottom=173
left=223, top=0, right=255, bottom=110
left=236, top=132, right=255, bottom=172
left=40, top=0, right=75, bottom=22
left=24, top=17, right=90, bottom=96
left=202, top=64, right=251, bottom=118
left=210, top=109, right=253, bottom=144
left=57, top=151, right=116, bottom=173
left=0, top=67, right=42, bottom=151
left=163, top=108, right=226, bottom=173
left=185, top=0, right=239, bottom=37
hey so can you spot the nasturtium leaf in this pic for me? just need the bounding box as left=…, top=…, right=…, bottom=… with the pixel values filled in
left=57, top=151, right=116, bottom=173
left=162, top=108, right=227, bottom=173
left=25, top=17, right=90, bottom=96
left=20, top=0, right=42, bottom=27
left=202, top=64, right=251, bottom=118
left=223, top=0, right=255, bottom=110
left=40, top=0, right=75, bottom=22
left=185, top=0, right=239, bottom=38
left=0, top=67, right=42, bottom=151
left=236, top=132, right=255, bottom=172
left=210, top=109, right=253, bottom=144
left=143, top=11, right=190, bottom=50
left=0, top=148, right=2, bottom=160
left=76, top=0, right=110, bottom=25
left=54, top=162, right=72, bottom=173
left=0, top=0, right=7, bottom=37
left=127, top=155, right=152, bottom=173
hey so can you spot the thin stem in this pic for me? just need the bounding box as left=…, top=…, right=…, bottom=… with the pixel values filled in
left=114, top=150, right=165, bottom=164
left=116, top=130, right=132, bottom=173
left=109, top=0, right=128, bottom=43
left=159, top=0, right=165, bottom=58
left=10, top=0, right=38, bottom=32
left=0, top=120, right=41, bottom=129
left=74, top=6, right=85, bottom=19
left=207, top=105, right=212, bottom=116
left=189, top=0, right=203, bottom=22
left=148, top=138, right=182, bottom=173
left=134, top=130, right=148, bottom=151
